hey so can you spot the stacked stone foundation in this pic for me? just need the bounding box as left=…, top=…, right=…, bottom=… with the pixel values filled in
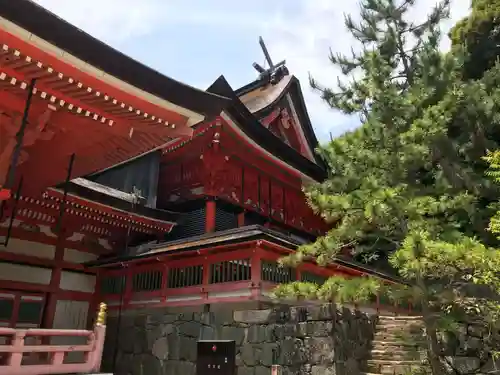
left=101, top=304, right=377, bottom=375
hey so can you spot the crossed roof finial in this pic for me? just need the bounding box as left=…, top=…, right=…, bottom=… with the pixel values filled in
left=252, top=36, right=288, bottom=83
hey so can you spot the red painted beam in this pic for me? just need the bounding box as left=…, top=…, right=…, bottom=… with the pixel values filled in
left=0, top=29, right=188, bottom=127
left=0, top=248, right=95, bottom=273
left=0, top=226, right=108, bottom=256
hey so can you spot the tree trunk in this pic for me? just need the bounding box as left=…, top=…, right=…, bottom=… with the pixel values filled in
left=418, top=281, right=443, bottom=375
left=422, top=305, right=443, bottom=374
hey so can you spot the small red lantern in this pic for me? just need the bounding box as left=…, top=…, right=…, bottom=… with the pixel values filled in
left=212, top=345, right=217, bottom=352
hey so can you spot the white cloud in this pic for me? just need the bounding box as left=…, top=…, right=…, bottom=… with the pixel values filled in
left=34, top=0, right=472, bottom=140
left=260, top=0, right=471, bottom=139
left=33, top=0, right=168, bottom=43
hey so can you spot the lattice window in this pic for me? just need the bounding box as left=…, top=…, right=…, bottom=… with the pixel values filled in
left=167, top=265, right=203, bottom=288
left=301, top=272, right=327, bottom=285
left=0, top=297, right=14, bottom=322
left=261, top=261, right=296, bottom=284
left=17, top=299, right=44, bottom=324
left=132, top=270, right=163, bottom=292
left=210, top=259, right=251, bottom=284
left=0, top=292, right=44, bottom=327
left=99, top=275, right=126, bottom=294
left=215, top=206, right=238, bottom=232
left=167, top=208, right=206, bottom=240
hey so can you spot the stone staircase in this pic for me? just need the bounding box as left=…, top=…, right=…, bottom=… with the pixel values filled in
left=365, top=315, right=430, bottom=375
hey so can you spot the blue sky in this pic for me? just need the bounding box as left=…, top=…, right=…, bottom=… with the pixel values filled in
left=35, top=0, right=470, bottom=142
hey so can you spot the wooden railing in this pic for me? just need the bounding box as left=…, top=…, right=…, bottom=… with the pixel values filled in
left=0, top=303, right=107, bottom=375
left=97, top=243, right=416, bottom=315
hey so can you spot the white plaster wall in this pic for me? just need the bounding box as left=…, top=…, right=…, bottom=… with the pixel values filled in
left=0, top=237, right=55, bottom=259
left=52, top=300, right=90, bottom=363
left=63, top=248, right=98, bottom=264
left=59, top=271, right=96, bottom=293
left=0, top=262, right=51, bottom=284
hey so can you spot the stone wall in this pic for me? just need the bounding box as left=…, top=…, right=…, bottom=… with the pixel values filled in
left=101, top=304, right=377, bottom=375
left=439, top=322, right=500, bottom=374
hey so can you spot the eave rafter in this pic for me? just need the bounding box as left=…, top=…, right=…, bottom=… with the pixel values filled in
left=0, top=42, right=188, bottom=134
left=4, top=192, right=175, bottom=236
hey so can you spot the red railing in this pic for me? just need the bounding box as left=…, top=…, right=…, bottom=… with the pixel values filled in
left=97, top=243, right=415, bottom=314
left=0, top=303, right=107, bottom=375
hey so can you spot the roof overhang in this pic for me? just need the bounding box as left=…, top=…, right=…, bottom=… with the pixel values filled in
left=207, top=76, right=327, bottom=182
left=220, top=111, right=318, bottom=184
left=84, top=224, right=405, bottom=284
left=0, top=2, right=229, bottom=196
left=45, top=179, right=179, bottom=233
left=0, top=16, right=204, bottom=126
left=0, top=0, right=229, bottom=119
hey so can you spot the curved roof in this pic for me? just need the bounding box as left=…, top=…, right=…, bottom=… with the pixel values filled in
left=0, top=0, right=231, bottom=197
left=207, top=76, right=327, bottom=181
left=235, top=74, right=323, bottom=167
left=238, top=75, right=294, bottom=114
left=0, top=0, right=229, bottom=120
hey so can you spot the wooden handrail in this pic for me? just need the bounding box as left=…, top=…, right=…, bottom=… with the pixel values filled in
left=0, top=302, right=107, bottom=375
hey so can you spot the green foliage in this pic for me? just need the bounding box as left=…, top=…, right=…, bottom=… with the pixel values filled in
left=485, top=151, right=500, bottom=238
left=450, top=0, right=500, bottom=79
left=275, top=0, right=500, bottom=373
left=273, top=276, right=383, bottom=304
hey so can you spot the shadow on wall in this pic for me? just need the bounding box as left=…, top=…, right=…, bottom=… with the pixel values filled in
left=101, top=303, right=377, bottom=375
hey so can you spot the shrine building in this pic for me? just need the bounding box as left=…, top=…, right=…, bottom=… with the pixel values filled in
left=0, top=0, right=407, bottom=335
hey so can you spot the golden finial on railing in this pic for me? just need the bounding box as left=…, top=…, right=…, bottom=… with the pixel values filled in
left=96, top=302, right=107, bottom=326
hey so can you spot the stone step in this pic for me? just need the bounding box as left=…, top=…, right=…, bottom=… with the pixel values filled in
left=370, top=353, right=425, bottom=361
left=378, top=316, right=423, bottom=322
left=373, top=336, right=424, bottom=344
left=371, top=349, right=425, bottom=357
left=367, top=359, right=428, bottom=375
left=377, top=323, right=424, bottom=329
left=371, top=347, right=425, bottom=353
left=378, top=316, right=423, bottom=324
left=373, top=333, right=423, bottom=342
left=375, top=327, right=424, bottom=335
left=372, top=340, right=427, bottom=348
left=376, top=324, right=424, bottom=331
left=374, top=329, right=424, bottom=336
left=376, top=323, right=424, bottom=329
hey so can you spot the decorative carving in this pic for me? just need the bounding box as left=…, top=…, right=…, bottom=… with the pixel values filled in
left=96, top=302, right=107, bottom=326
left=217, top=158, right=242, bottom=203
left=271, top=183, right=284, bottom=221
left=259, top=176, right=270, bottom=215
left=243, top=167, right=259, bottom=209
left=259, top=106, right=305, bottom=156
left=280, top=108, right=293, bottom=129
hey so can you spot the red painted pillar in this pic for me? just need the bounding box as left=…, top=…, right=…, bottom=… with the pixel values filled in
left=202, top=256, right=211, bottom=303
left=205, top=200, right=216, bottom=233
left=161, top=263, right=169, bottom=302
left=295, top=268, right=302, bottom=282
left=42, top=242, right=64, bottom=329
left=250, top=247, right=262, bottom=300
left=237, top=211, right=245, bottom=227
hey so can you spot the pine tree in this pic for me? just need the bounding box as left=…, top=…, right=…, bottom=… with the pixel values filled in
left=274, top=0, right=500, bottom=373
left=450, top=0, right=500, bottom=80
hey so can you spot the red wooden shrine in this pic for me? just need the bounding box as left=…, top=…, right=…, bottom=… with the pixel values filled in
left=0, top=6, right=409, bottom=369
